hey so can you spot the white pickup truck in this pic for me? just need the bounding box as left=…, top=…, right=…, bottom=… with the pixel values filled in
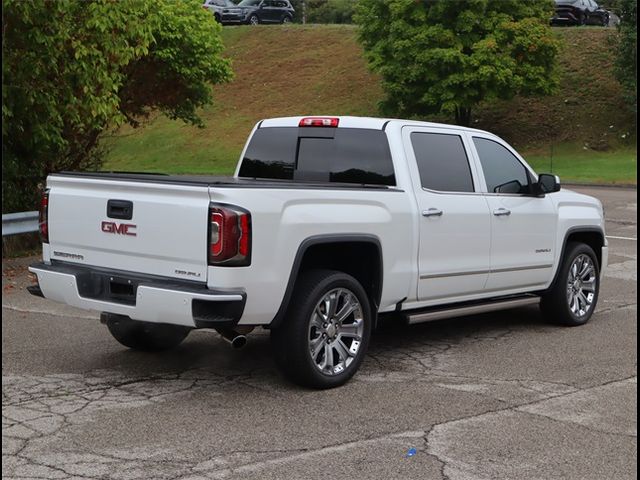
left=29, top=116, right=608, bottom=388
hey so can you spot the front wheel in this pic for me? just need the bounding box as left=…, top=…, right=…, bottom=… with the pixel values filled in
left=105, top=314, right=191, bottom=351
left=541, top=242, right=600, bottom=326
left=281, top=15, right=291, bottom=24
left=248, top=14, right=259, bottom=25
left=271, top=270, right=372, bottom=389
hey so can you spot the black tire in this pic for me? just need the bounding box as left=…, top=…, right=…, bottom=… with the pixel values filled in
left=541, top=242, right=600, bottom=326
left=214, top=13, right=221, bottom=23
left=106, top=315, right=191, bottom=351
left=248, top=14, right=259, bottom=25
left=281, top=15, right=291, bottom=24
left=270, top=269, right=372, bottom=389
left=579, top=13, right=587, bottom=26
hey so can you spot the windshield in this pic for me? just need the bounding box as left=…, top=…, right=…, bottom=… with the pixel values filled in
left=238, top=0, right=260, bottom=6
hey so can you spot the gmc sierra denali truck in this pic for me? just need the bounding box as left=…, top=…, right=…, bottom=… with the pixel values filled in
left=29, top=116, right=608, bottom=388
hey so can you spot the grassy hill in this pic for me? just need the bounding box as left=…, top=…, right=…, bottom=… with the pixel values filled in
left=103, top=25, right=636, bottom=184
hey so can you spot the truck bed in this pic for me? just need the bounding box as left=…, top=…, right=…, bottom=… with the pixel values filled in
left=53, top=172, right=398, bottom=190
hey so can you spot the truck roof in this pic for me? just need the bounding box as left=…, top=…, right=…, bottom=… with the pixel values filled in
left=259, top=115, right=491, bottom=135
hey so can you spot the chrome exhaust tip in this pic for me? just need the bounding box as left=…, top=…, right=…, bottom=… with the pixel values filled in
left=216, top=328, right=247, bottom=349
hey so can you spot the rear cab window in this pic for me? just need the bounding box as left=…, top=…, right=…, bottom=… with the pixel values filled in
left=410, top=132, right=475, bottom=193
left=239, top=127, right=396, bottom=186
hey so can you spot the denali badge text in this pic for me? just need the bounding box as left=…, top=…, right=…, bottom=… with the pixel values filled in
left=101, top=221, right=137, bottom=236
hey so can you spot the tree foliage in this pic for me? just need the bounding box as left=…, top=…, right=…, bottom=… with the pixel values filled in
left=307, top=0, right=355, bottom=24
left=612, top=0, right=637, bottom=112
left=354, top=0, right=560, bottom=126
left=2, top=0, right=232, bottom=213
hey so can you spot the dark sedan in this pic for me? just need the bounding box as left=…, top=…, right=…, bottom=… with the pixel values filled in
left=551, top=0, right=610, bottom=26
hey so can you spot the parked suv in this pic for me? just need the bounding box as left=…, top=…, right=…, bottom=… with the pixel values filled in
left=202, top=0, right=241, bottom=24
left=552, top=0, right=610, bottom=26
left=236, top=0, right=295, bottom=25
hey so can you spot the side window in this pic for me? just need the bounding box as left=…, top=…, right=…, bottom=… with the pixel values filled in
left=473, top=137, right=531, bottom=194
left=410, top=132, right=474, bottom=193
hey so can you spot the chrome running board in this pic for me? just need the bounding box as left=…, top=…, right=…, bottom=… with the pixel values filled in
left=405, top=295, right=540, bottom=325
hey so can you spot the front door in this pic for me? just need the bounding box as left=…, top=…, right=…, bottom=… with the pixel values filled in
left=469, top=134, right=558, bottom=293
left=403, top=127, right=492, bottom=303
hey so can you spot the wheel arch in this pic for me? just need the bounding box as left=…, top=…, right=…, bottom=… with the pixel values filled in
left=546, top=226, right=605, bottom=292
left=268, top=234, right=383, bottom=329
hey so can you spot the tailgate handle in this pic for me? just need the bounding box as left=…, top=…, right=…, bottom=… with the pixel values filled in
left=107, top=200, right=133, bottom=220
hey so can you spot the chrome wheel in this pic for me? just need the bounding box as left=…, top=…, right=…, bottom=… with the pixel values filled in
left=308, top=288, right=364, bottom=376
left=566, top=254, right=597, bottom=318
left=249, top=15, right=259, bottom=25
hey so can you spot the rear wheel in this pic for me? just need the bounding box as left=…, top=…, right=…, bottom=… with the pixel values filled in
left=541, top=242, right=600, bottom=326
left=105, top=314, right=191, bottom=351
left=578, top=13, right=587, bottom=25
left=271, top=270, right=372, bottom=389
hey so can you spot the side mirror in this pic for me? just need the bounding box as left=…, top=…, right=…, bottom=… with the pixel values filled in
left=537, top=173, right=561, bottom=194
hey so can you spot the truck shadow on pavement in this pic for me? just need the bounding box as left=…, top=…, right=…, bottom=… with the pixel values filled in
left=92, top=305, right=549, bottom=387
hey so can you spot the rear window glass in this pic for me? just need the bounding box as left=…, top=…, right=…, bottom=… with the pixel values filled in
left=239, top=127, right=396, bottom=186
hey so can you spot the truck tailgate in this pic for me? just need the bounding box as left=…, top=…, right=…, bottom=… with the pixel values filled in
left=46, top=175, right=210, bottom=282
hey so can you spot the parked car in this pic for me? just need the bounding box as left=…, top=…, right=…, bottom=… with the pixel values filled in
left=235, top=0, right=295, bottom=25
left=551, top=0, right=610, bottom=26
left=202, top=0, right=241, bottom=24
left=28, top=116, right=607, bottom=389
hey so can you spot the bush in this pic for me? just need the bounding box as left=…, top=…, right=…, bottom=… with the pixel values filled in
left=2, top=0, right=232, bottom=213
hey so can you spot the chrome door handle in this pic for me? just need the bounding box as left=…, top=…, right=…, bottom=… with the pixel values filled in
left=493, top=208, right=511, bottom=216
left=422, top=208, right=443, bottom=217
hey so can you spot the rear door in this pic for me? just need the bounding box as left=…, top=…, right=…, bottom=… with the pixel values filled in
left=468, top=134, right=558, bottom=293
left=403, top=126, right=492, bottom=302
left=46, top=175, right=211, bottom=282
left=260, top=0, right=278, bottom=22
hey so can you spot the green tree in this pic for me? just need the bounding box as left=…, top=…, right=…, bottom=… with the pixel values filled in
left=2, top=0, right=232, bottom=213
left=612, top=0, right=637, bottom=112
left=354, top=0, right=560, bottom=126
left=307, top=0, right=355, bottom=24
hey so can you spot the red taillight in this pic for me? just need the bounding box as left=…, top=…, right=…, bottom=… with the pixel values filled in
left=208, top=204, right=251, bottom=266
left=299, top=117, right=339, bottom=127
left=39, top=190, right=50, bottom=243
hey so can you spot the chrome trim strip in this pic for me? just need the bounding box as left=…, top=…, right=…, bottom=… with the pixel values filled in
left=406, top=296, right=541, bottom=324
left=420, top=269, right=489, bottom=279
left=491, top=264, right=553, bottom=274
left=420, top=264, right=553, bottom=280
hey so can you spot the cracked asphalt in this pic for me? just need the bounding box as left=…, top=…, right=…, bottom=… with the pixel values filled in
left=2, top=186, right=637, bottom=480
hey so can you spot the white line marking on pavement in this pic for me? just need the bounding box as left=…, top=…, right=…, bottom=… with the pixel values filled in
left=606, top=235, right=637, bottom=241
left=1, top=304, right=97, bottom=320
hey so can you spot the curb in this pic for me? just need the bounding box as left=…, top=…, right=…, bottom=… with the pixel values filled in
left=563, top=182, right=637, bottom=189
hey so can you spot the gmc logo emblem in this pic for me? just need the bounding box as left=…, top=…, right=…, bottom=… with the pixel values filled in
left=101, top=221, right=137, bottom=236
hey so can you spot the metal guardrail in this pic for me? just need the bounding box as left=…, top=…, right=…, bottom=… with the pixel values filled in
left=2, top=211, right=39, bottom=236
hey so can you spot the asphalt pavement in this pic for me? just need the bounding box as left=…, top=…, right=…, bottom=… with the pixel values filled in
left=2, top=185, right=637, bottom=480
